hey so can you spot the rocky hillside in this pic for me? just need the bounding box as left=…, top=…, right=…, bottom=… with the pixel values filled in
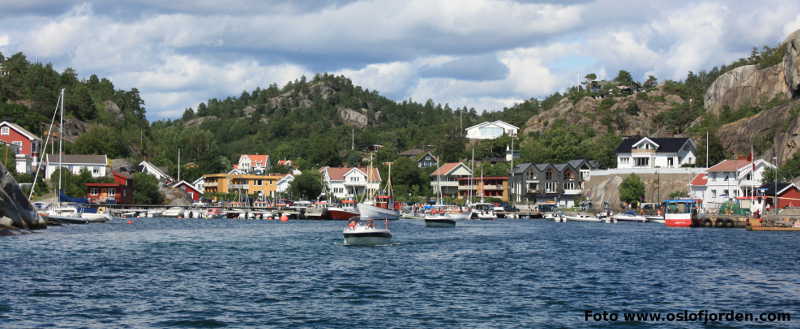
left=521, top=28, right=800, bottom=165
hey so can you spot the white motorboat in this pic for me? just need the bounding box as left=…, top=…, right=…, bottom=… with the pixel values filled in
left=343, top=219, right=392, bottom=246
left=358, top=202, right=400, bottom=220
left=613, top=211, right=648, bottom=223
left=646, top=215, right=665, bottom=224
left=162, top=207, right=184, bottom=217
left=424, top=214, right=456, bottom=227
left=564, top=213, right=602, bottom=222
left=470, top=203, right=497, bottom=220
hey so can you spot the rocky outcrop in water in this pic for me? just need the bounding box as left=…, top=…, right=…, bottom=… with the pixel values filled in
left=0, top=163, right=46, bottom=231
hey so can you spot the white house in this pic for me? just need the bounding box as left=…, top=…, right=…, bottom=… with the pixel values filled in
left=321, top=166, right=381, bottom=200
left=237, top=154, right=270, bottom=174
left=690, top=159, right=775, bottom=210
left=139, top=160, right=174, bottom=183
left=430, top=162, right=473, bottom=199
left=276, top=174, right=295, bottom=194
left=192, top=176, right=205, bottom=194
left=615, top=136, right=696, bottom=169
left=465, top=120, right=518, bottom=140
left=45, top=154, right=108, bottom=179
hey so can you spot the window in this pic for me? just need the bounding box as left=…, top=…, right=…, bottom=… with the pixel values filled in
left=108, top=189, right=115, bottom=197
left=619, top=157, right=629, bottom=164
left=255, top=180, right=263, bottom=186
left=0, top=127, right=8, bottom=135
left=723, top=189, right=729, bottom=197
left=667, top=157, right=674, bottom=167
left=545, top=170, right=553, bottom=180
left=635, top=157, right=649, bottom=167
left=11, top=141, right=22, bottom=153
left=90, top=187, right=99, bottom=195
left=92, top=167, right=99, bottom=175
left=724, top=173, right=729, bottom=181
left=711, top=190, right=717, bottom=198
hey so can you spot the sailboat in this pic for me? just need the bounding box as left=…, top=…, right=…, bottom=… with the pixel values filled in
left=357, top=153, right=399, bottom=220
left=41, top=89, right=110, bottom=224
left=425, top=157, right=456, bottom=227
left=469, top=165, right=497, bottom=220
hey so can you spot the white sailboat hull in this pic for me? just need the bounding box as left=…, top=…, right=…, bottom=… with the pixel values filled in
left=358, top=204, right=399, bottom=220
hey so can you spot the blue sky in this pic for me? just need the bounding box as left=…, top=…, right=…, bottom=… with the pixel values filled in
left=1, top=0, right=798, bottom=120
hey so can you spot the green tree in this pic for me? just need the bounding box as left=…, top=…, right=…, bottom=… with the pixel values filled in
left=131, top=173, right=164, bottom=205
left=288, top=171, right=323, bottom=200
left=619, top=174, right=645, bottom=205
left=613, top=70, right=635, bottom=86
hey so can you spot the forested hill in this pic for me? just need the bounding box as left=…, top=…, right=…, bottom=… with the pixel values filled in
left=0, top=52, right=148, bottom=157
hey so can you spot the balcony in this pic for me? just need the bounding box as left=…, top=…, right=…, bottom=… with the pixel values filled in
left=230, top=184, right=249, bottom=190
left=563, top=189, right=582, bottom=195
left=434, top=181, right=459, bottom=187
left=458, top=185, right=476, bottom=190
left=204, top=182, right=219, bottom=187
left=632, top=149, right=655, bottom=155
left=482, top=184, right=503, bottom=190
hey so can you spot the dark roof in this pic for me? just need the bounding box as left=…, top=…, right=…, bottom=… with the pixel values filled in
left=757, top=183, right=796, bottom=196
left=513, top=163, right=532, bottom=174
left=399, top=149, right=425, bottom=157
left=614, top=136, right=692, bottom=153
left=46, top=154, right=107, bottom=165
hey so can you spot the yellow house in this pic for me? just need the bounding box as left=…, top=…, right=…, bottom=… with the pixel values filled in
left=202, top=173, right=282, bottom=198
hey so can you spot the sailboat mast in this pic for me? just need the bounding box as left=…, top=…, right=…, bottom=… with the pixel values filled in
left=57, top=88, right=64, bottom=207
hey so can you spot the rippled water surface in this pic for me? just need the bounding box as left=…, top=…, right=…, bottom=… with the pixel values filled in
left=1, top=218, right=799, bottom=328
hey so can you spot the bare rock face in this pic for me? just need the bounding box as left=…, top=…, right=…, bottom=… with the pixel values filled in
left=103, top=100, right=124, bottom=121
left=337, top=107, right=368, bottom=128
left=784, top=29, right=800, bottom=96
left=717, top=99, right=800, bottom=164
left=704, top=64, right=790, bottom=116
left=184, top=116, right=218, bottom=127
left=242, top=105, right=257, bottom=117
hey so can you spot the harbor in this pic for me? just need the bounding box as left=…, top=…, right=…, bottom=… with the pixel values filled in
left=1, top=217, right=797, bottom=328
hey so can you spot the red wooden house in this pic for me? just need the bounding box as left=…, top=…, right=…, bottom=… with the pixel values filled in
left=0, top=121, right=42, bottom=174
left=85, top=172, right=133, bottom=204
left=173, top=180, right=203, bottom=202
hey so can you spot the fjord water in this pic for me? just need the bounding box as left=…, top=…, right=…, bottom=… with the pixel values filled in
left=1, top=219, right=798, bottom=328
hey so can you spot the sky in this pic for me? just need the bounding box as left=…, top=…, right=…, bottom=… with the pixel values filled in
left=1, top=0, right=799, bottom=121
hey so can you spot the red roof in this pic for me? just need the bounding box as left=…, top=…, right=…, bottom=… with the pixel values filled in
left=324, top=167, right=380, bottom=182
left=432, top=162, right=463, bottom=176
left=241, top=154, right=269, bottom=166
left=690, top=173, right=707, bottom=186
left=707, top=160, right=749, bottom=172
left=85, top=183, right=122, bottom=187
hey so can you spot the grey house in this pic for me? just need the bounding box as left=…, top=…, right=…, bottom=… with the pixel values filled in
left=510, top=159, right=599, bottom=207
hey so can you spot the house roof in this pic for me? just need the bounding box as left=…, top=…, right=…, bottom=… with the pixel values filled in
left=432, top=162, right=468, bottom=176
left=172, top=180, right=201, bottom=193
left=416, top=151, right=438, bottom=163
left=139, top=160, right=173, bottom=180
left=324, top=167, right=381, bottom=182
left=464, top=120, right=519, bottom=131
left=513, top=163, right=532, bottom=174
left=707, top=159, right=750, bottom=172
left=0, top=121, right=41, bottom=141
left=241, top=154, right=269, bottom=165
left=690, top=173, right=708, bottom=186
left=757, top=183, right=797, bottom=196
left=46, top=154, right=107, bottom=165
left=614, top=136, right=692, bottom=153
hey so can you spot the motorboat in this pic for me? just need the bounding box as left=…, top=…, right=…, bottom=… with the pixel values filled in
left=205, top=208, right=226, bottom=219
left=343, top=219, right=392, bottom=246
left=646, top=215, right=665, bottom=224
left=79, top=207, right=112, bottom=222
left=613, top=210, right=648, bottom=223
left=358, top=199, right=399, bottom=220
left=424, top=213, right=456, bottom=228
left=162, top=207, right=184, bottom=218
left=564, top=213, right=602, bottom=222
left=470, top=203, right=497, bottom=220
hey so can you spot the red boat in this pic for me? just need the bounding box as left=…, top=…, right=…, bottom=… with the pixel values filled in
left=326, top=206, right=359, bottom=220
left=664, top=199, right=698, bottom=227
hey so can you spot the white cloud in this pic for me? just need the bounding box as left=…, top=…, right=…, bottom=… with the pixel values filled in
left=1, top=0, right=799, bottom=119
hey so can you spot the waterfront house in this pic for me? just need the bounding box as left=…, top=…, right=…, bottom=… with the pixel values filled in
left=276, top=174, right=295, bottom=195
left=757, top=183, right=800, bottom=209
left=237, top=154, right=270, bottom=174
left=465, top=120, right=518, bottom=140
left=321, top=167, right=381, bottom=200
left=615, top=136, right=696, bottom=169
left=510, top=159, right=599, bottom=207
left=0, top=121, right=42, bottom=174
left=698, top=159, right=775, bottom=210
left=689, top=173, right=708, bottom=201
left=430, top=162, right=473, bottom=199
left=457, top=176, right=510, bottom=202
left=85, top=171, right=133, bottom=204
left=45, top=154, right=108, bottom=180
left=202, top=173, right=283, bottom=199
left=172, top=180, right=203, bottom=202
left=192, top=176, right=205, bottom=194
left=138, top=160, right=174, bottom=184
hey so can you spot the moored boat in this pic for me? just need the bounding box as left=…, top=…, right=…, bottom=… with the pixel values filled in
left=663, top=199, right=698, bottom=227
left=613, top=210, right=648, bottom=223
left=327, top=206, right=359, bottom=220
left=343, top=218, right=392, bottom=245
left=424, top=215, right=456, bottom=227
left=564, top=213, right=602, bottom=222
